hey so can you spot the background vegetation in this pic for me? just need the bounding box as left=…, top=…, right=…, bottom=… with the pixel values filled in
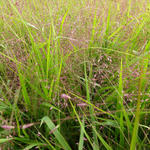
left=0, top=0, right=150, bottom=149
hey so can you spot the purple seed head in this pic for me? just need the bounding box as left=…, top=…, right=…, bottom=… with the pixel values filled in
left=22, top=123, right=34, bottom=129
left=77, top=103, right=88, bottom=107
left=1, top=125, right=15, bottom=130
left=61, top=94, right=71, bottom=100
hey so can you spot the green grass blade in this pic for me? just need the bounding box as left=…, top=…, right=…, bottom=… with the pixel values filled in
left=0, top=138, right=13, bottom=144
left=41, top=116, right=72, bottom=150
left=92, top=127, right=112, bottom=150
left=118, top=58, right=124, bottom=146
left=23, top=143, right=45, bottom=150
left=84, top=61, right=99, bottom=149
left=69, top=99, right=93, bottom=147
left=130, top=41, right=149, bottom=150
left=78, top=118, right=85, bottom=150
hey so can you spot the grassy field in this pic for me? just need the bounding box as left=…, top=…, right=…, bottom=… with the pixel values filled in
left=0, top=0, right=150, bottom=149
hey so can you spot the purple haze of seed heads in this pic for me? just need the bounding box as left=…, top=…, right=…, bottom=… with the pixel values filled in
left=61, top=94, right=71, bottom=100
left=1, top=125, right=15, bottom=130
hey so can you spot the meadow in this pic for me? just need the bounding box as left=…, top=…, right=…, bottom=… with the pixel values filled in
left=0, top=0, right=150, bottom=149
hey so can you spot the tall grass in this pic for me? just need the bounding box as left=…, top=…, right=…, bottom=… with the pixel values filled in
left=0, top=0, right=150, bottom=149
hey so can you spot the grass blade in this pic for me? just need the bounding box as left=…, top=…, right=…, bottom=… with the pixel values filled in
left=41, top=116, right=72, bottom=150
left=0, top=138, right=13, bottom=144
left=78, top=118, right=85, bottom=150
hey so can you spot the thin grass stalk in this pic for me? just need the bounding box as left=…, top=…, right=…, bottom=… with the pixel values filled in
left=130, top=41, right=149, bottom=150
left=127, top=0, right=132, bottom=17
left=69, top=99, right=95, bottom=148
left=84, top=61, right=99, bottom=149
left=118, top=58, right=124, bottom=147
left=130, top=67, right=142, bottom=150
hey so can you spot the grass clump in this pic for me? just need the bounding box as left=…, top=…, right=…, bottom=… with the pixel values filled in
left=0, top=0, right=150, bottom=149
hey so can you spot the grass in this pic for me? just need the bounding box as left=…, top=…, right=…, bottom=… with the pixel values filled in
left=0, top=0, right=150, bottom=149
